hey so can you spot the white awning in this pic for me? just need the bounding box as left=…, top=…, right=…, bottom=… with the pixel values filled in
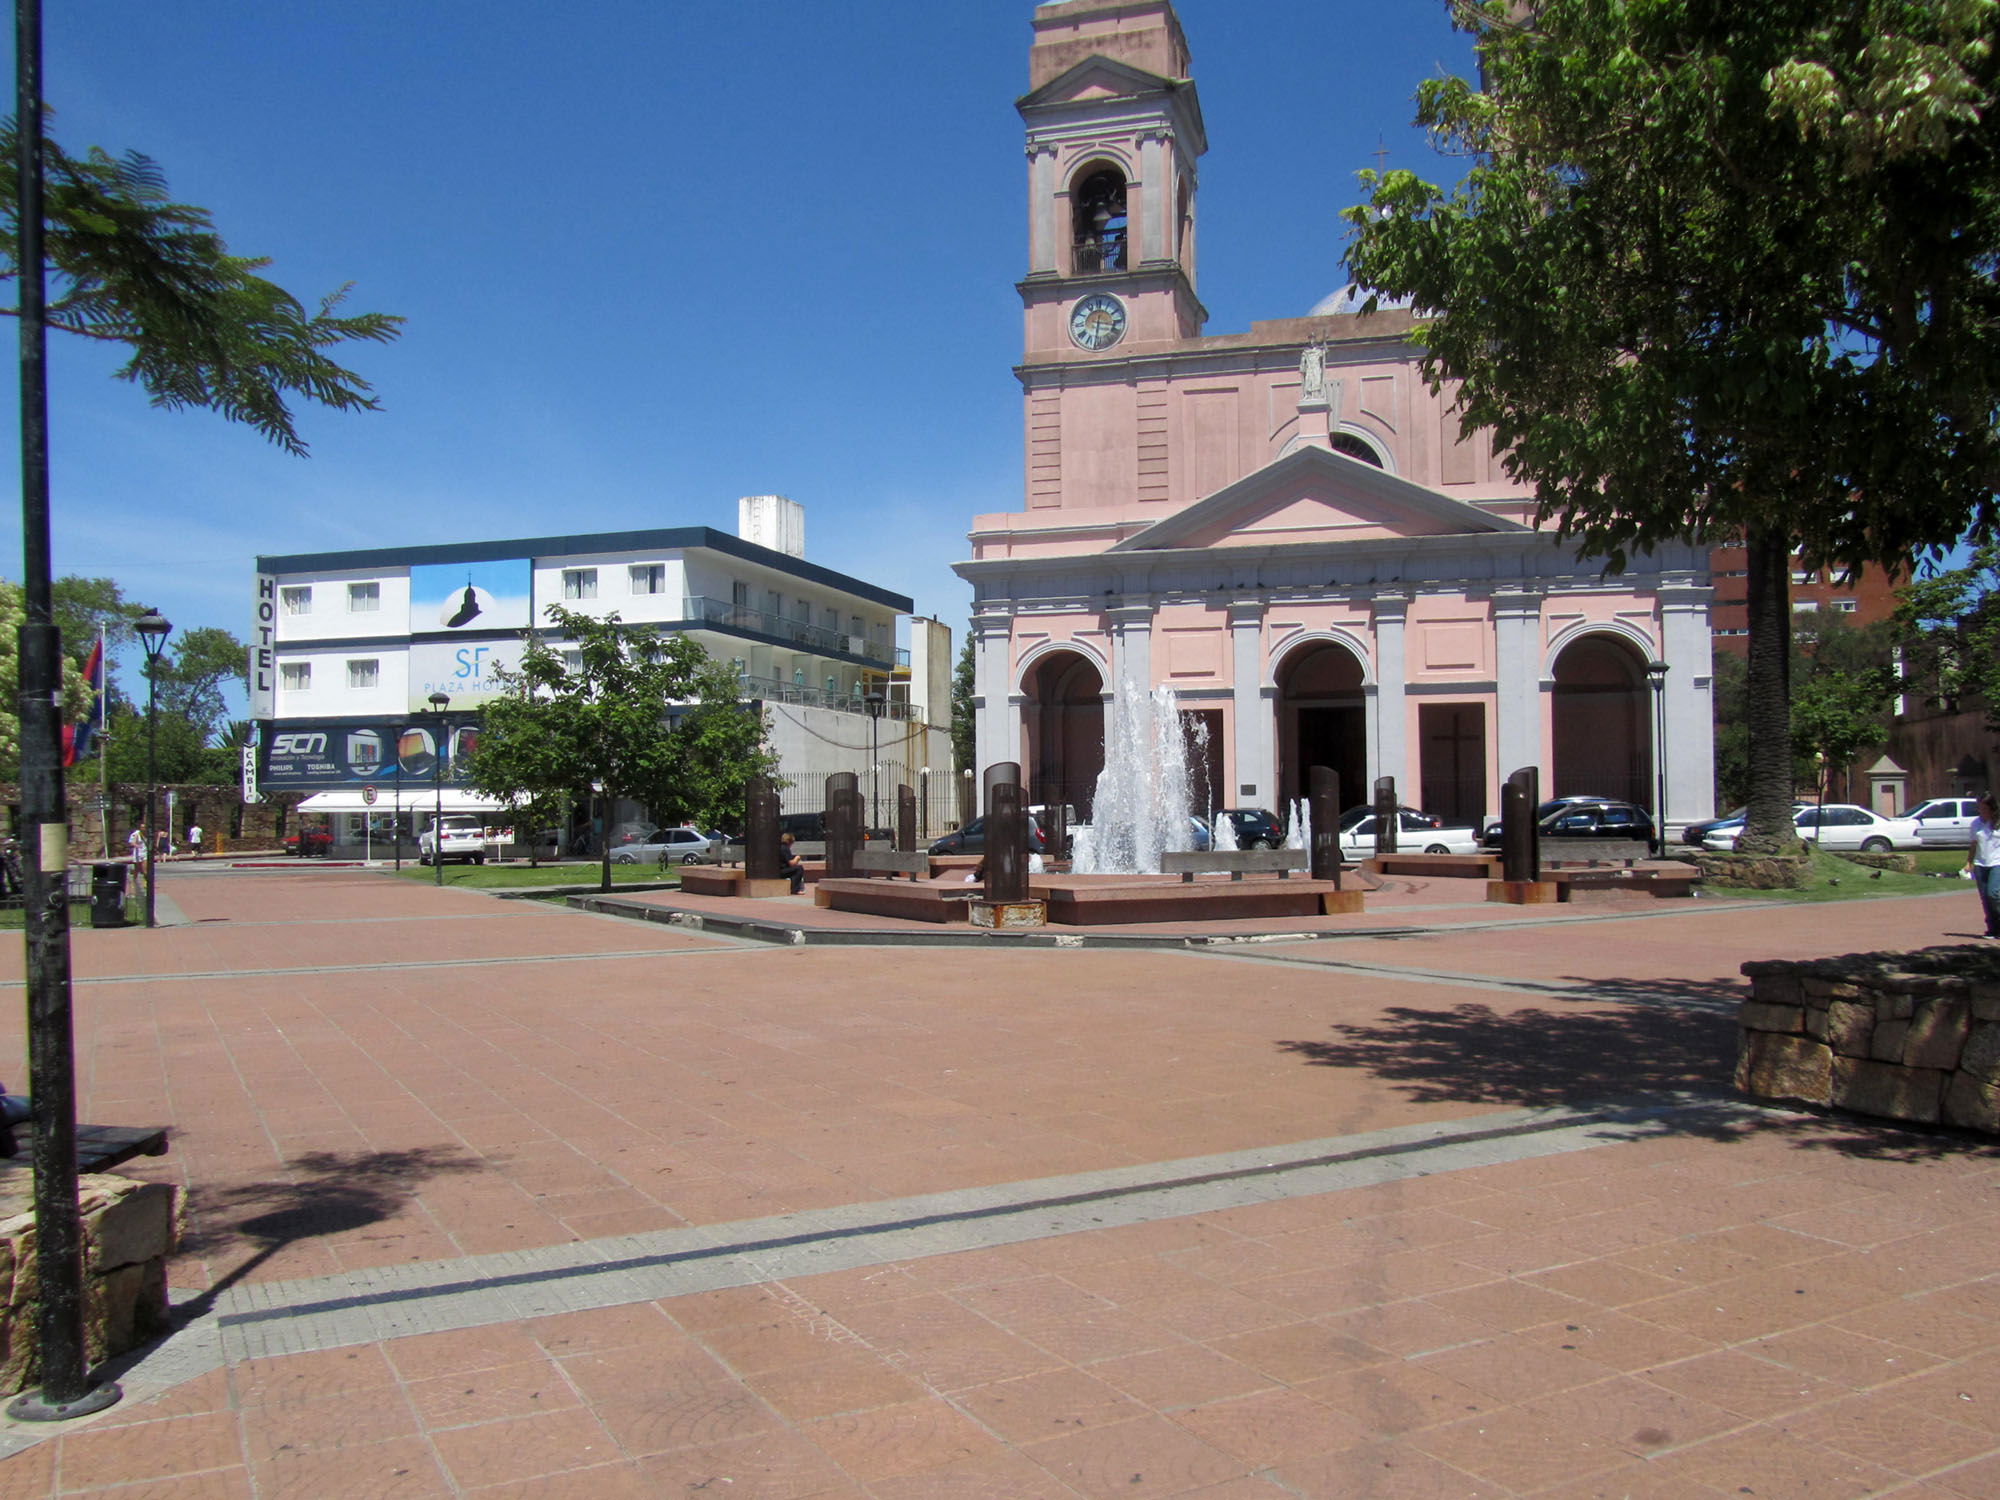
left=295, top=789, right=506, bottom=815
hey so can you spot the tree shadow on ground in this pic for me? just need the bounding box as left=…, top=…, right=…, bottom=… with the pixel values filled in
left=176, top=1146, right=482, bottom=1314
left=1278, top=994, right=1738, bottom=1113
left=1279, top=977, right=2000, bottom=1162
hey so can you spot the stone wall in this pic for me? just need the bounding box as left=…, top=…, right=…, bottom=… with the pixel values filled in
left=0, top=1173, right=181, bottom=1393
left=1736, top=944, right=2000, bottom=1132
left=1667, top=850, right=1811, bottom=889
left=0, top=783, right=306, bottom=855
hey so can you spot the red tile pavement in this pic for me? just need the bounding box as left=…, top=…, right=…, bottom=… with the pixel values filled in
left=0, top=867, right=1994, bottom=1497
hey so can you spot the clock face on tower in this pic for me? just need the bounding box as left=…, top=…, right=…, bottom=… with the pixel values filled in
left=1068, top=293, right=1127, bottom=351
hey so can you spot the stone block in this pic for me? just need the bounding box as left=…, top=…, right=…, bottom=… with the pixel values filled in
left=1803, top=976, right=1864, bottom=1002
left=1825, top=998, right=1876, bottom=1058
left=1485, top=879, right=1559, bottom=904
left=968, top=898, right=1046, bottom=929
left=1944, top=1072, right=2000, bottom=1135
left=1320, top=890, right=1365, bottom=915
left=1753, top=973, right=1804, bottom=1007
left=1736, top=1032, right=1832, bottom=1104
left=1961, top=1021, right=2000, bottom=1083
left=1972, top=983, right=2000, bottom=1022
left=1804, top=1007, right=1830, bottom=1041
left=1904, top=995, right=1972, bottom=1071
left=1870, top=1019, right=1911, bottom=1062
left=1832, top=1057, right=1944, bottom=1124
left=85, top=1179, right=178, bottom=1270
left=1876, top=992, right=1915, bottom=1022
left=1738, top=1001, right=1804, bottom=1035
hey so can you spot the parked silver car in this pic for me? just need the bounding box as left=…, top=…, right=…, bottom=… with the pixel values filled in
left=610, top=827, right=717, bottom=865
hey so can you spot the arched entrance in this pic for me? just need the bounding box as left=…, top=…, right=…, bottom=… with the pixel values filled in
left=1024, top=652, right=1105, bottom=820
left=1551, top=635, right=1651, bottom=806
left=1276, top=642, right=1366, bottom=813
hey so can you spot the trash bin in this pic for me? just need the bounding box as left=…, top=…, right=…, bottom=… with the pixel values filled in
left=90, top=862, right=128, bottom=928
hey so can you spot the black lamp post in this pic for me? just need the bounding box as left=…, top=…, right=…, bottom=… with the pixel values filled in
left=1646, top=659, right=1670, bottom=857
left=864, top=691, right=885, bottom=835
left=429, top=691, right=449, bottom=887
left=135, top=610, right=172, bottom=928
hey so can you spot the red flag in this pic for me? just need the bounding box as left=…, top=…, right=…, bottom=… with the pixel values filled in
left=62, top=636, right=106, bottom=767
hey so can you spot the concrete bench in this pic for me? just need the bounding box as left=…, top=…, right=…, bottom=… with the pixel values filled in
left=1547, top=867, right=1701, bottom=899
left=1159, top=849, right=1310, bottom=882
left=1366, top=852, right=1503, bottom=880
left=852, top=849, right=931, bottom=880
left=815, top=878, right=974, bottom=923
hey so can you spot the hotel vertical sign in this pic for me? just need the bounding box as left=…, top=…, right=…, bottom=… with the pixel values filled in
left=250, top=573, right=277, bottom=718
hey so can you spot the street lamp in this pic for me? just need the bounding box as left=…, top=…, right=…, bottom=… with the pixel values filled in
left=134, top=611, right=172, bottom=928
left=1645, top=659, right=1670, bottom=857
left=428, top=691, right=449, bottom=887
left=864, top=691, right=885, bottom=835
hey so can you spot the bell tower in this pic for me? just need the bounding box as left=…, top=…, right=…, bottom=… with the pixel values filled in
left=1018, top=1, right=1207, bottom=361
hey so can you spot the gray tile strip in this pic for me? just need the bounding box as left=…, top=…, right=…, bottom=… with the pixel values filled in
left=3, top=1091, right=1769, bottom=1452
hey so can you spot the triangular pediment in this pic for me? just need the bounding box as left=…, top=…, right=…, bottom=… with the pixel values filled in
left=1107, top=447, right=1531, bottom=553
left=1018, top=55, right=1182, bottom=111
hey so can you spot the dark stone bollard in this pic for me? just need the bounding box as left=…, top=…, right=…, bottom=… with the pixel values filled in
left=1502, top=766, right=1540, bottom=884
left=985, top=762, right=1028, bottom=903
left=1309, top=765, right=1342, bottom=886
left=825, top=772, right=860, bottom=878
left=1372, top=776, right=1398, bottom=856
left=896, top=785, right=916, bottom=854
left=744, top=775, right=781, bottom=879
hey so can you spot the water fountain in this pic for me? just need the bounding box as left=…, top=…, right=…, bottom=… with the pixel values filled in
left=1071, top=666, right=1199, bottom=875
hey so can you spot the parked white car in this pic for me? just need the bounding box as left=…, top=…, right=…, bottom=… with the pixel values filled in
left=1704, top=803, right=1921, bottom=853
left=610, top=827, right=718, bottom=865
left=419, top=815, right=495, bottom=866
left=1337, top=807, right=1482, bottom=857
left=1904, top=796, right=1981, bottom=848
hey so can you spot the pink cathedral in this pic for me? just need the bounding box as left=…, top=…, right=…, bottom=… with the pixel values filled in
left=955, top=0, right=1715, bottom=832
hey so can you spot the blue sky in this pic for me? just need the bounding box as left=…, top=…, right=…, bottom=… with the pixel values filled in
left=4, top=1, right=1479, bottom=701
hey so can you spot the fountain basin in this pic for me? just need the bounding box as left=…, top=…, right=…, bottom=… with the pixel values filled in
left=1031, top=872, right=1356, bottom=926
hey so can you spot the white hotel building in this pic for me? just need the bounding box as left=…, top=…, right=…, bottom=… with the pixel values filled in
left=250, top=497, right=954, bottom=846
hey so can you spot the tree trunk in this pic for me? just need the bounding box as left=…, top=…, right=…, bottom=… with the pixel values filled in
left=1736, top=525, right=1799, bottom=856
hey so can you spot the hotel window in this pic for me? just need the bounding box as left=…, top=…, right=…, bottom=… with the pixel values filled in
left=629, top=563, right=665, bottom=595
left=280, top=662, right=311, bottom=691
left=562, top=568, right=597, bottom=600
left=347, top=658, right=380, bottom=689
left=765, top=590, right=782, bottom=618
left=1832, top=598, right=1858, bottom=613
left=280, top=586, right=312, bottom=616
left=562, top=649, right=583, bottom=675
left=1790, top=569, right=1815, bottom=585
left=848, top=615, right=863, bottom=638
left=347, top=581, right=380, bottom=613
left=794, top=597, right=811, bottom=623
left=822, top=607, right=839, bottom=633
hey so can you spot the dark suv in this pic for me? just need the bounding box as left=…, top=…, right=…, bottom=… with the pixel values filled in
left=1539, top=800, right=1654, bottom=841
left=1215, top=808, right=1286, bottom=849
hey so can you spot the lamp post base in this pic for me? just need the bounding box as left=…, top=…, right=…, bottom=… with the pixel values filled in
left=8, top=1380, right=121, bottom=1422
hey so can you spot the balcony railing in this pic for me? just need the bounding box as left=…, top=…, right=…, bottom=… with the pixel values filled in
left=680, top=596, right=893, bottom=665
left=738, top=675, right=916, bottom=720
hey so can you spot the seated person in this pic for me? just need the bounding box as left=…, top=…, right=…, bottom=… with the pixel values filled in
left=781, top=833, right=806, bottom=894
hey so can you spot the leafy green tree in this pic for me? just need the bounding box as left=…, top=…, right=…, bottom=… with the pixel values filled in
left=469, top=606, right=778, bottom=891
left=1345, top=0, right=2000, bottom=855
left=0, top=580, right=89, bottom=780
left=1, top=123, right=403, bottom=455
left=950, top=635, right=975, bottom=772
left=51, top=575, right=145, bottom=673
left=149, top=626, right=246, bottom=744
left=1895, top=541, right=2000, bottom=731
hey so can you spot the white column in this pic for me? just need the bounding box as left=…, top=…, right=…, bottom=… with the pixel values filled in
left=1659, top=582, right=1716, bottom=827
left=1227, top=600, right=1268, bottom=806
left=1492, top=588, right=1544, bottom=780
left=972, top=609, right=1014, bottom=776
left=1027, top=143, right=1059, bottom=275
left=1107, top=603, right=1154, bottom=692
left=1372, top=592, right=1410, bottom=793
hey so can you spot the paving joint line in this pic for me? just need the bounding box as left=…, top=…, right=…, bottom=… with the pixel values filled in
left=0, top=945, right=756, bottom=990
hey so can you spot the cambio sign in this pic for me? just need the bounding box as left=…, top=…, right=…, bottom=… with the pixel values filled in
left=249, top=573, right=277, bottom=718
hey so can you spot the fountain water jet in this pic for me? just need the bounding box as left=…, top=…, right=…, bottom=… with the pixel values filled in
left=1071, top=663, right=1199, bottom=874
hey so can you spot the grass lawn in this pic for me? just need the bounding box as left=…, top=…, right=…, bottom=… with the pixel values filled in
left=391, top=860, right=681, bottom=890
left=1746, top=845, right=1973, bottom=903
left=0, top=900, right=140, bottom=928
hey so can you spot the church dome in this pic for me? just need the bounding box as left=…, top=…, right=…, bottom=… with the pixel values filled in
left=1310, top=283, right=1413, bottom=316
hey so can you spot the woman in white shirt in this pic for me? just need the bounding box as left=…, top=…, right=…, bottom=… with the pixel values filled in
left=1967, top=793, right=2000, bottom=939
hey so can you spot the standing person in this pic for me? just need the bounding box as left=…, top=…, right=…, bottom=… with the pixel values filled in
left=155, top=827, right=172, bottom=861
left=187, top=822, right=204, bottom=859
left=126, top=826, right=146, bottom=863
left=1967, top=793, right=2000, bottom=939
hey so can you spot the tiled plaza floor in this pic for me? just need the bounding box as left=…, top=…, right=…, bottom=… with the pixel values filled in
left=0, top=865, right=1994, bottom=1497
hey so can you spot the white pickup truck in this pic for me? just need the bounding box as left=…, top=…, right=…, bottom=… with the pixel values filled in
left=419, top=815, right=497, bottom=866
